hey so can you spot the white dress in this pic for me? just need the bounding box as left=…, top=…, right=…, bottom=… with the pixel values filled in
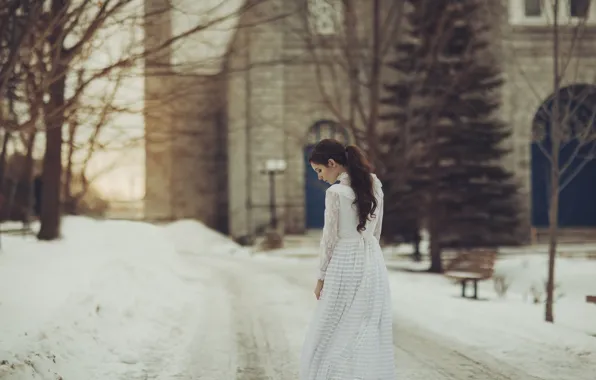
left=300, top=172, right=396, bottom=380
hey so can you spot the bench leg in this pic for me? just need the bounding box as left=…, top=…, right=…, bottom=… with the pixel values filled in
left=473, top=280, right=478, bottom=299
left=461, top=280, right=467, bottom=297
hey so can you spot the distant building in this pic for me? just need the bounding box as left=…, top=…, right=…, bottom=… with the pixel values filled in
left=144, top=0, right=596, bottom=242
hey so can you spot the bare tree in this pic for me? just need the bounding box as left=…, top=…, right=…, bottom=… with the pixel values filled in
left=62, top=64, right=135, bottom=213
left=1, top=0, right=275, bottom=239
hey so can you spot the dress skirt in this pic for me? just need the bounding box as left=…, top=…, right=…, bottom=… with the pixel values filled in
left=300, top=234, right=396, bottom=380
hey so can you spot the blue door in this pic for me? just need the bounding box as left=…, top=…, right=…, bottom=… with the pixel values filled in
left=304, top=146, right=329, bottom=229
left=531, top=129, right=596, bottom=227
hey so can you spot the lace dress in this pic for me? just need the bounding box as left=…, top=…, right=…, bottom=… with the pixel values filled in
left=300, top=172, right=396, bottom=380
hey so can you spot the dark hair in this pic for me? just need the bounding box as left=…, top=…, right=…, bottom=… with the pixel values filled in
left=309, top=139, right=377, bottom=232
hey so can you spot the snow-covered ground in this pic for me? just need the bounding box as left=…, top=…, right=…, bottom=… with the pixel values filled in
left=0, top=217, right=595, bottom=379
left=390, top=264, right=596, bottom=380
left=0, top=218, right=221, bottom=379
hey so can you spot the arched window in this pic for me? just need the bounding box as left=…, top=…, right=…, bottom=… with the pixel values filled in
left=307, top=0, right=343, bottom=35
left=305, top=119, right=351, bottom=146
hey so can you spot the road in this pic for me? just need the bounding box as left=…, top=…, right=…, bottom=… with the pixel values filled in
left=159, top=252, right=551, bottom=380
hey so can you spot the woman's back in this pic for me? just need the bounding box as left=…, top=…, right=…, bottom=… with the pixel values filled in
left=326, top=172, right=384, bottom=241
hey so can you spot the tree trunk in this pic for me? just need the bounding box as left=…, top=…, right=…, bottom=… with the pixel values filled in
left=412, top=230, right=422, bottom=262
left=427, top=97, right=442, bottom=273
left=545, top=0, right=561, bottom=323
left=428, top=137, right=442, bottom=273
left=37, top=73, right=65, bottom=240
left=21, top=131, right=37, bottom=225
left=0, top=131, right=11, bottom=189
left=367, top=0, right=381, bottom=166
left=428, top=210, right=442, bottom=273
left=342, top=0, right=361, bottom=146
left=38, top=0, right=67, bottom=241
left=63, top=119, right=76, bottom=214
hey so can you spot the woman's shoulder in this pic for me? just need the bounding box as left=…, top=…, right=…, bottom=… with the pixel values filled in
left=326, top=183, right=355, bottom=200
left=326, top=183, right=344, bottom=193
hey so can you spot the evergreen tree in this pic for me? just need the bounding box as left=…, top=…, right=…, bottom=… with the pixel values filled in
left=382, top=0, right=520, bottom=272
left=379, top=2, right=425, bottom=261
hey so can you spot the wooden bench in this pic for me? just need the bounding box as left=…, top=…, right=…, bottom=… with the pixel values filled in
left=587, top=295, right=596, bottom=305
left=444, top=248, right=497, bottom=299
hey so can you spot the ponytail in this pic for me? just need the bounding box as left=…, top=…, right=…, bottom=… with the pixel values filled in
left=345, top=145, right=377, bottom=232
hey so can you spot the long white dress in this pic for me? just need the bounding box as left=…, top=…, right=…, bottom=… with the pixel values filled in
left=300, top=172, right=396, bottom=380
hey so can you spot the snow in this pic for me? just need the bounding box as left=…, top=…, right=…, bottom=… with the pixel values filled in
left=391, top=262, right=596, bottom=379
left=161, top=219, right=249, bottom=256
left=494, top=254, right=596, bottom=333
left=0, top=217, right=210, bottom=380
left=387, top=253, right=596, bottom=334
left=1, top=217, right=595, bottom=379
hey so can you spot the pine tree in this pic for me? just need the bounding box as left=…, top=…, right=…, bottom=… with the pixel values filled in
left=379, top=2, right=425, bottom=261
left=382, top=0, right=520, bottom=272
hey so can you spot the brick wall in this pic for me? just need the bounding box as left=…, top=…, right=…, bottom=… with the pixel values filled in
left=144, top=0, right=228, bottom=230
left=225, top=0, right=287, bottom=239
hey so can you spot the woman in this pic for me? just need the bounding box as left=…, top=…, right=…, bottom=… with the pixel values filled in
left=300, top=139, right=396, bottom=380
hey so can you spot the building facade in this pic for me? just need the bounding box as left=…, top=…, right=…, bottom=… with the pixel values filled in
left=144, top=0, right=596, bottom=242
left=502, top=0, right=596, bottom=236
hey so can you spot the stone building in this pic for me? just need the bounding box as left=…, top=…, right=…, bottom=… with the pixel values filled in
left=144, top=0, right=596, bottom=242
left=501, top=0, right=596, bottom=241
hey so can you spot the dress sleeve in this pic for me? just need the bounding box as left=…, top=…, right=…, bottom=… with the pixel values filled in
left=373, top=196, right=384, bottom=241
left=373, top=176, right=384, bottom=241
left=318, top=189, right=340, bottom=281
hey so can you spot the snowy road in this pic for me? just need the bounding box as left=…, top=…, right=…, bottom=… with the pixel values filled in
left=170, top=253, right=548, bottom=380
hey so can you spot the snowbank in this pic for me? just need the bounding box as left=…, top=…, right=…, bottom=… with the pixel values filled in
left=161, top=219, right=249, bottom=256
left=0, top=217, right=204, bottom=380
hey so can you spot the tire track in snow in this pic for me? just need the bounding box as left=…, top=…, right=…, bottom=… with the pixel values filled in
left=392, top=321, right=537, bottom=380
left=163, top=257, right=236, bottom=380
left=226, top=271, right=270, bottom=380
left=187, top=254, right=307, bottom=380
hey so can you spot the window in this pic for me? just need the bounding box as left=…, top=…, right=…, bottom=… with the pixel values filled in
left=306, top=120, right=350, bottom=145
left=569, top=0, right=591, bottom=18
left=308, top=0, right=342, bottom=35
left=511, top=0, right=596, bottom=25
left=525, top=0, right=542, bottom=17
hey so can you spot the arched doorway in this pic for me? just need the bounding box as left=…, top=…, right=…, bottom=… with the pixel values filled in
left=304, top=120, right=351, bottom=229
left=531, top=84, right=596, bottom=227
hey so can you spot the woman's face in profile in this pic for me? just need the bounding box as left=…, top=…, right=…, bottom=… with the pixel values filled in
left=310, top=159, right=342, bottom=184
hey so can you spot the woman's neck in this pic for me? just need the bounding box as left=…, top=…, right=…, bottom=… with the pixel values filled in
left=337, top=171, right=350, bottom=185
